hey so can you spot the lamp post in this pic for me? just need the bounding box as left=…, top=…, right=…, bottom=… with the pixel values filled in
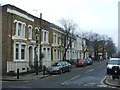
left=82, top=39, right=86, bottom=59
left=39, top=13, right=42, bottom=71
left=35, top=29, right=39, bottom=75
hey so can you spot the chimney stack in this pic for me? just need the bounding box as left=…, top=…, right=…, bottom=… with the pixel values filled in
left=40, top=13, right=42, bottom=19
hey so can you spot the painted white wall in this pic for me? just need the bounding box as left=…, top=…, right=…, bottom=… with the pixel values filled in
left=7, top=8, right=34, bottom=22
left=42, top=46, right=51, bottom=67
left=7, top=61, right=29, bottom=73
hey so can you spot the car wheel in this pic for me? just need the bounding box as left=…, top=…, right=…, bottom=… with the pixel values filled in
left=107, top=70, right=109, bottom=74
left=107, top=69, right=110, bottom=75
left=84, top=64, right=86, bottom=67
left=60, top=69, right=63, bottom=74
left=112, top=76, right=115, bottom=80
left=68, top=68, right=70, bottom=72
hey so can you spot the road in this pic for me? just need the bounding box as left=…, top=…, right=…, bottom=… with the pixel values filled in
left=2, top=60, right=117, bottom=89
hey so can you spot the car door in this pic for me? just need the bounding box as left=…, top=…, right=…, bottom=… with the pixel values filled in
left=61, top=62, right=67, bottom=72
left=64, top=61, right=70, bottom=71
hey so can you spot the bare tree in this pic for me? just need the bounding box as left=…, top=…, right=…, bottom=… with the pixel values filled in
left=79, top=31, right=116, bottom=60
left=79, top=31, right=101, bottom=60
left=59, top=18, right=77, bottom=61
left=118, top=50, right=120, bottom=57
left=105, top=37, right=117, bottom=57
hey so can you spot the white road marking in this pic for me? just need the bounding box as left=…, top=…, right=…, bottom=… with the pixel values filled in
left=101, top=76, right=108, bottom=87
left=61, top=75, right=80, bottom=85
left=85, top=69, right=94, bottom=74
left=84, top=83, right=95, bottom=86
left=9, top=86, right=31, bottom=88
left=85, top=71, right=88, bottom=73
left=88, top=69, right=94, bottom=72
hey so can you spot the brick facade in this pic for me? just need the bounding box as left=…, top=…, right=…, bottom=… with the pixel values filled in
left=2, top=4, right=87, bottom=74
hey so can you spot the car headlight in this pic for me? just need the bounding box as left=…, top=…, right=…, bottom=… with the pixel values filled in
left=107, top=65, right=112, bottom=69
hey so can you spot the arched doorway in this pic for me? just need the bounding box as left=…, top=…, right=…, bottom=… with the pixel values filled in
left=29, top=46, right=33, bottom=67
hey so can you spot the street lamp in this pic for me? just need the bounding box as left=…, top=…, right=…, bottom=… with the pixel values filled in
left=35, top=29, right=39, bottom=75
left=39, top=13, right=42, bottom=71
left=82, top=39, right=87, bottom=59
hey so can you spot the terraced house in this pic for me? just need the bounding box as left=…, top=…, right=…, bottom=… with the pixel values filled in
left=2, top=4, right=88, bottom=74
left=50, top=24, right=63, bottom=64
left=2, top=4, right=41, bottom=74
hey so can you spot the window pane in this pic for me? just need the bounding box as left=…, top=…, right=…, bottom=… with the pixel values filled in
left=55, top=35, right=56, bottom=43
left=58, top=50, right=59, bottom=59
left=54, top=49, right=56, bottom=59
left=21, top=45, right=25, bottom=59
left=44, top=32, right=46, bottom=41
left=28, top=27, right=32, bottom=39
left=43, top=48, right=46, bottom=59
left=47, top=48, right=50, bottom=59
left=14, top=22, right=17, bottom=32
left=18, top=23, right=22, bottom=36
left=16, top=44, right=19, bottom=59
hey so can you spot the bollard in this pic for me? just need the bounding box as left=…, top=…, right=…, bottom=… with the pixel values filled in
left=17, top=69, right=19, bottom=79
left=43, top=66, right=46, bottom=75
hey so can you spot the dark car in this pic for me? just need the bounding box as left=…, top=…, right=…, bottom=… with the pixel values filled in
left=85, top=58, right=93, bottom=65
left=76, top=59, right=87, bottom=67
left=46, top=61, right=71, bottom=74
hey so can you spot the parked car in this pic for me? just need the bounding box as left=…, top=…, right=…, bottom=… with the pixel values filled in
left=66, top=61, right=72, bottom=69
left=46, top=61, right=71, bottom=74
left=76, top=59, right=87, bottom=67
left=106, top=58, right=120, bottom=75
left=85, top=58, right=93, bottom=65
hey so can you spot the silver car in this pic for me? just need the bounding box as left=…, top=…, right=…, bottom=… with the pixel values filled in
left=106, top=58, right=120, bottom=74
left=46, top=61, right=71, bottom=74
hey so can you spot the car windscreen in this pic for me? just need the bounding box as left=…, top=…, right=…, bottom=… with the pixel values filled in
left=52, top=62, right=58, bottom=66
left=52, top=62, right=63, bottom=66
left=108, top=60, right=120, bottom=65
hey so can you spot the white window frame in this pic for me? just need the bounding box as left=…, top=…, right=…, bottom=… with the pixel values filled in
left=13, top=20, right=26, bottom=38
left=18, top=22, right=22, bottom=36
left=42, top=30, right=49, bottom=43
left=53, top=33, right=58, bottom=45
left=13, top=42, right=26, bottom=61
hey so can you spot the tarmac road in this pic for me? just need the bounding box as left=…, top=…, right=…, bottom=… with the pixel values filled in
left=2, top=60, right=119, bottom=89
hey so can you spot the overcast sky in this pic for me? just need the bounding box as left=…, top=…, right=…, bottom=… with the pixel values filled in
left=1, top=0, right=119, bottom=47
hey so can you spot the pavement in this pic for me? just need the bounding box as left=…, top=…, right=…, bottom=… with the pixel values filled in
left=1, top=71, right=51, bottom=81
left=1, top=62, right=120, bottom=88
left=1, top=72, right=120, bottom=89
left=104, top=75, right=120, bottom=88
left=1, top=65, right=76, bottom=81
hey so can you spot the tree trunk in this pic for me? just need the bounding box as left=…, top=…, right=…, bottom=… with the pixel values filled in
left=63, top=49, right=67, bottom=61
left=63, top=52, right=66, bottom=61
